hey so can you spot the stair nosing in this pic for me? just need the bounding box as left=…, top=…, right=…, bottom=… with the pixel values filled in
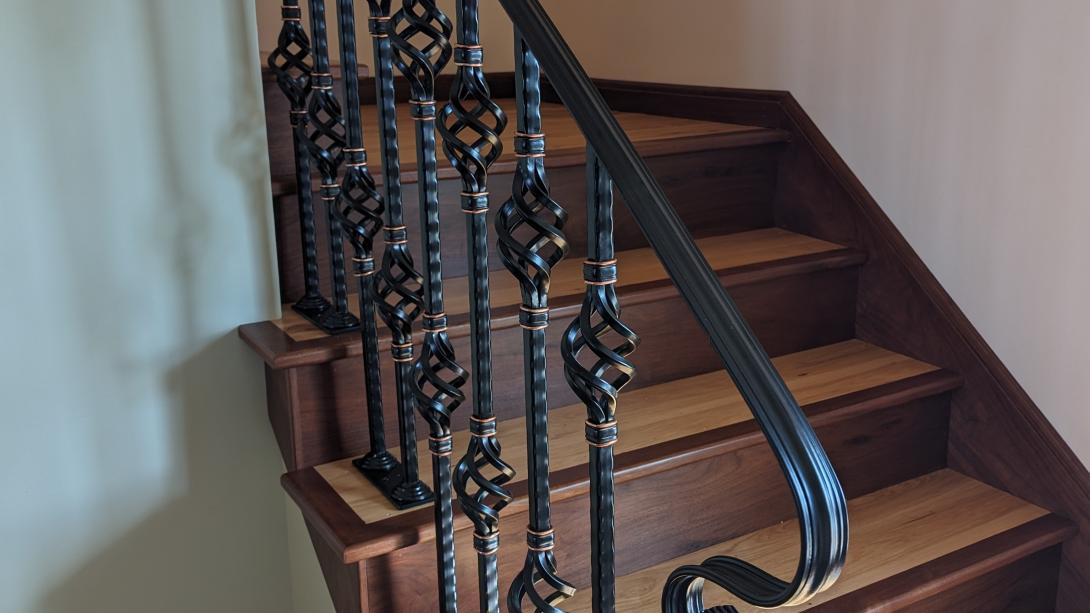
left=282, top=361, right=960, bottom=564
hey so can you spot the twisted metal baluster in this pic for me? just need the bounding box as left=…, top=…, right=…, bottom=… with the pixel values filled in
left=267, top=1, right=330, bottom=318
left=306, top=0, right=358, bottom=334
left=391, top=3, right=465, bottom=611
left=501, top=32, right=576, bottom=613
left=437, top=2, right=513, bottom=611
left=367, top=0, right=434, bottom=510
left=491, top=4, right=849, bottom=612
left=561, top=149, right=639, bottom=613
left=329, top=0, right=398, bottom=479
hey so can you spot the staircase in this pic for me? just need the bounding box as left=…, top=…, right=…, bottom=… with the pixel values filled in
left=241, top=0, right=1088, bottom=611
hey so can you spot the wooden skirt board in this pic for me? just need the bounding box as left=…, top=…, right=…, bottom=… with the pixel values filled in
left=564, top=470, right=1055, bottom=612
left=268, top=228, right=850, bottom=343
left=314, top=340, right=939, bottom=525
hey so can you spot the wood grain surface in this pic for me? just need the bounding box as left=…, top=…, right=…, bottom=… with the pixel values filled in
left=271, top=228, right=845, bottom=342
left=316, top=339, right=938, bottom=524
left=565, top=470, right=1051, bottom=612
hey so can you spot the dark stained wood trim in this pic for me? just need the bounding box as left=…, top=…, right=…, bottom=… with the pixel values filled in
left=589, top=78, right=1089, bottom=611
left=239, top=245, right=866, bottom=369
left=305, top=520, right=369, bottom=613
left=810, top=515, right=1073, bottom=612
left=284, top=366, right=959, bottom=563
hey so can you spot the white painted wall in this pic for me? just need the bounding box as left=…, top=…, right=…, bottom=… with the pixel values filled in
left=541, top=0, right=1090, bottom=467
left=0, top=1, right=298, bottom=612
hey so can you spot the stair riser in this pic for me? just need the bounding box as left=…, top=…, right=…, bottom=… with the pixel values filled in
left=813, top=546, right=1061, bottom=613
left=271, top=266, right=858, bottom=469
left=364, top=393, right=950, bottom=612
left=274, top=145, right=780, bottom=303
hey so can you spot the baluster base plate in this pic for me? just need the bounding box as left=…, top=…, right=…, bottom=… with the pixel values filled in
left=292, top=294, right=331, bottom=320
left=352, top=456, right=435, bottom=510
left=292, top=302, right=360, bottom=335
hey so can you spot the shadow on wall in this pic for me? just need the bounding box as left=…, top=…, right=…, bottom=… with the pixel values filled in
left=39, top=336, right=285, bottom=613
left=7, top=0, right=288, bottom=612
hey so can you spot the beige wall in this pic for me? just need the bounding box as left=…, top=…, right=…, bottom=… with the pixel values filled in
left=542, top=0, right=1090, bottom=466
left=0, top=1, right=294, bottom=612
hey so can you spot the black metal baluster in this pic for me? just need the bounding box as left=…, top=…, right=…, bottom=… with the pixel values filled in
left=561, top=148, right=639, bottom=613
left=491, top=4, right=849, bottom=611
left=391, top=3, right=465, bottom=611
left=307, top=0, right=359, bottom=334
left=500, top=31, right=577, bottom=613
left=267, top=0, right=330, bottom=318
left=367, top=0, right=433, bottom=510
left=437, top=2, right=514, bottom=612
left=329, top=0, right=397, bottom=479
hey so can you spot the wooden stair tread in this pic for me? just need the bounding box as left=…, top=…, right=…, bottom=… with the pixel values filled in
left=566, top=470, right=1066, bottom=612
left=242, top=228, right=865, bottom=367
left=307, top=339, right=953, bottom=528
left=274, top=228, right=843, bottom=342
left=270, top=100, right=788, bottom=194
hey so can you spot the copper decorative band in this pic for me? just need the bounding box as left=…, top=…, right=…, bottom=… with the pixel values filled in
left=429, top=435, right=454, bottom=457
left=453, top=44, right=484, bottom=67
left=423, top=311, right=448, bottom=333
left=384, top=225, right=408, bottom=245
left=368, top=16, right=391, bottom=37
left=344, top=147, right=368, bottom=168
left=409, top=99, right=437, bottom=121
left=311, top=72, right=334, bottom=91
left=469, top=415, right=498, bottom=439
left=391, top=341, right=414, bottom=363
left=352, top=255, right=376, bottom=277
left=526, top=527, right=556, bottom=552
left=473, top=531, right=499, bottom=555
left=513, top=131, right=546, bottom=158
left=584, top=259, right=619, bottom=286
left=460, top=190, right=489, bottom=214
left=518, top=305, right=549, bottom=330
left=585, top=419, right=620, bottom=448
left=320, top=182, right=340, bottom=201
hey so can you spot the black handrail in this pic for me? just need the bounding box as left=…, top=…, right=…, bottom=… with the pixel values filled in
left=496, top=1, right=849, bottom=610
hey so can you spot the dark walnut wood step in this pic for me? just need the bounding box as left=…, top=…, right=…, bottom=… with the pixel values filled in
left=271, top=99, right=790, bottom=303
left=283, top=340, right=962, bottom=611
left=566, top=470, right=1073, bottom=612
left=243, top=229, right=865, bottom=469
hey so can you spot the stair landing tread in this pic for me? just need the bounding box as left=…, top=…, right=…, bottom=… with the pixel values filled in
left=244, top=228, right=862, bottom=366
left=313, top=340, right=950, bottom=526
left=567, top=469, right=1056, bottom=612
